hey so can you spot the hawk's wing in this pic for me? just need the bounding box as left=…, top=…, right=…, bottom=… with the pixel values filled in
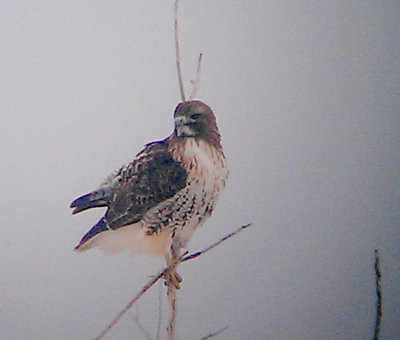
left=105, top=140, right=188, bottom=228
left=71, top=139, right=188, bottom=249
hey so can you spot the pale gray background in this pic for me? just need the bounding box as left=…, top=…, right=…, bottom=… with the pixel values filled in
left=0, top=1, right=399, bottom=339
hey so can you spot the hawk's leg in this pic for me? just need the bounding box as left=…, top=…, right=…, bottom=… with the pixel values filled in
left=164, top=247, right=182, bottom=289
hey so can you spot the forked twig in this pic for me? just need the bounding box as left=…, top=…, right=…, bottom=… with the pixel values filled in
left=95, top=223, right=253, bottom=339
left=174, top=0, right=186, bottom=102
left=175, top=0, right=203, bottom=102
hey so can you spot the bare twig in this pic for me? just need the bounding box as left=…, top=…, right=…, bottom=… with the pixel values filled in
left=373, top=249, right=382, bottom=340
left=199, top=325, right=230, bottom=340
left=182, top=223, right=252, bottom=263
left=189, top=53, right=203, bottom=100
left=174, top=0, right=185, bottom=102
left=95, top=223, right=253, bottom=339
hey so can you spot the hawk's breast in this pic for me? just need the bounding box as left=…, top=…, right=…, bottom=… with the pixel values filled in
left=143, top=138, right=228, bottom=247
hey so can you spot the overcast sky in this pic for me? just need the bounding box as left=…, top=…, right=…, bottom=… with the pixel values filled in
left=0, top=1, right=399, bottom=339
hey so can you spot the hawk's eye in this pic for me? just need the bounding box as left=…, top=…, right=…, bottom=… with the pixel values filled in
left=190, top=113, right=201, bottom=120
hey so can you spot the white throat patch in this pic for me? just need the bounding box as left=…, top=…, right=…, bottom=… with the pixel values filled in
left=176, top=125, right=196, bottom=137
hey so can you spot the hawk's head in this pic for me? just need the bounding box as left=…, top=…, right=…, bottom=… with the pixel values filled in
left=173, top=100, right=221, bottom=147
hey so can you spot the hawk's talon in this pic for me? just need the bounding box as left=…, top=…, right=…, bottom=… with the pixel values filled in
left=164, top=268, right=182, bottom=289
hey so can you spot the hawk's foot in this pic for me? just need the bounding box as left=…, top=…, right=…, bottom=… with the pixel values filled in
left=164, top=268, right=182, bottom=289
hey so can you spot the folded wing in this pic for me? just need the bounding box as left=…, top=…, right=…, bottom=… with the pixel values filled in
left=71, top=139, right=188, bottom=249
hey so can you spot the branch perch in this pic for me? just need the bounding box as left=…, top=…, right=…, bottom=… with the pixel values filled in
left=95, top=223, right=253, bottom=339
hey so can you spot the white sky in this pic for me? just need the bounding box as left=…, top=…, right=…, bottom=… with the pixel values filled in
left=0, top=1, right=399, bottom=339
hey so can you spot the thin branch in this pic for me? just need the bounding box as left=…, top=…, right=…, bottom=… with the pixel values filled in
left=182, top=223, right=252, bottom=263
left=373, top=249, right=382, bottom=340
left=199, top=325, right=230, bottom=340
left=189, top=53, right=203, bottom=100
left=95, top=223, right=253, bottom=339
left=174, top=0, right=186, bottom=102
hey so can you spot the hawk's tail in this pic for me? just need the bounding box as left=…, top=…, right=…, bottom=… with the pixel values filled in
left=70, top=187, right=112, bottom=214
left=74, top=217, right=110, bottom=251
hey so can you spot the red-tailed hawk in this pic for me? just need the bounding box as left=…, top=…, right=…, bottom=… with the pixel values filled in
left=70, top=101, right=228, bottom=286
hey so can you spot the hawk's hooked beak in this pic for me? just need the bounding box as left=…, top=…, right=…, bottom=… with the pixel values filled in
left=175, top=115, right=196, bottom=137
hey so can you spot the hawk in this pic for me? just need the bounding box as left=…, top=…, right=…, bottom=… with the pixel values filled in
left=70, top=100, right=228, bottom=287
